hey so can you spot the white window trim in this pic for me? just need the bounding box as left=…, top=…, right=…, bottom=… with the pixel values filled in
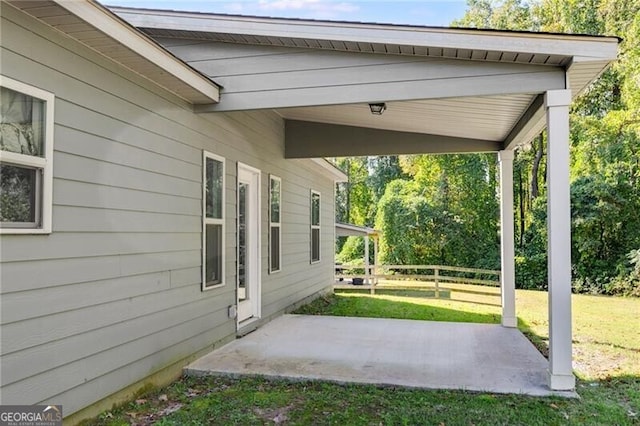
left=269, top=174, right=282, bottom=274
left=0, top=76, right=54, bottom=234
left=202, top=151, right=226, bottom=291
left=310, top=189, right=321, bottom=264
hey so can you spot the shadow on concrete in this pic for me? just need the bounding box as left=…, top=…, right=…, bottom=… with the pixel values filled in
left=516, top=317, right=550, bottom=358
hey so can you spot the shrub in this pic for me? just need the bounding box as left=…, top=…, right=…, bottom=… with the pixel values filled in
left=515, top=254, right=547, bottom=290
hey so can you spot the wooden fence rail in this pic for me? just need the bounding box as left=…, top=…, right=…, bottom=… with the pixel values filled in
left=334, top=264, right=501, bottom=295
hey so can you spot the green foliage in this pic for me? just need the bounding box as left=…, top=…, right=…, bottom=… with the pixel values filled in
left=375, top=154, right=500, bottom=270
left=454, top=0, right=640, bottom=295
left=367, top=155, right=406, bottom=200
left=336, top=236, right=366, bottom=264
left=538, top=0, right=640, bottom=295
left=605, top=249, right=640, bottom=296
left=335, top=156, right=407, bottom=227
left=335, top=156, right=406, bottom=257
left=515, top=254, right=548, bottom=290
left=334, top=156, right=373, bottom=226
left=375, top=179, right=429, bottom=265
left=571, top=173, right=639, bottom=284
left=452, top=0, right=536, bottom=30
left=333, top=1, right=640, bottom=296
left=535, top=0, right=605, bottom=34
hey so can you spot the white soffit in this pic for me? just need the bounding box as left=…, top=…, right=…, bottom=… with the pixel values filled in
left=6, top=0, right=219, bottom=104
left=278, top=95, right=536, bottom=142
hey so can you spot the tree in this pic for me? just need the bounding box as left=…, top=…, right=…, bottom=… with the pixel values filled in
left=367, top=156, right=406, bottom=201
left=375, top=154, right=500, bottom=269
left=455, top=0, right=640, bottom=294
left=452, top=0, right=536, bottom=30
left=335, top=156, right=404, bottom=262
left=335, top=1, right=640, bottom=295
left=334, top=157, right=373, bottom=226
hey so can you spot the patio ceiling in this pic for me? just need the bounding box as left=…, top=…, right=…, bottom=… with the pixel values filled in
left=280, top=94, right=536, bottom=143
left=112, top=7, right=619, bottom=154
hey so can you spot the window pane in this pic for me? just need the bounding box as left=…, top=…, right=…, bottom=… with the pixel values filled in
left=311, top=192, right=320, bottom=226
left=205, top=223, right=223, bottom=286
left=311, top=228, right=320, bottom=262
left=270, top=225, right=280, bottom=271
left=270, top=177, right=280, bottom=223
left=206, top=158, right=223, bottom=219
left=0, top=86, right=44, bottom=157
left=0, top=163, right=37, bottom=223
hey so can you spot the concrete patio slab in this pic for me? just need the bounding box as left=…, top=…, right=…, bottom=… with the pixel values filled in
left=185, top=314, right=577, bottom=397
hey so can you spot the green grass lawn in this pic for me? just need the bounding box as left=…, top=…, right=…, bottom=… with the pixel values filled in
left=91, top=286, right=639, bottom=425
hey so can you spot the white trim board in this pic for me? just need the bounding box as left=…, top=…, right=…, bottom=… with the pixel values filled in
left=112, top=7, right=619, bottom=61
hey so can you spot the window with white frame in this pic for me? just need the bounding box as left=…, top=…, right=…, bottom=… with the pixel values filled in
left=0, top=77, right=54, bottom=234
left=310, top=190, right=320, bottom=263
left=203, top=152, right=225, bottom=290
left=269, top=175, right=282, bottom=273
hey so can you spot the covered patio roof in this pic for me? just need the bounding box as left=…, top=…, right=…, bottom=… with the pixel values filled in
left=112, top=7, right=618, bottom=154
left=336, top=223, right=378, bottom=238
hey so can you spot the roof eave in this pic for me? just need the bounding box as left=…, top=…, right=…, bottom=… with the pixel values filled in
left=59, top=1, right=220, bottom=103
left=306, top=158, right=348, bottom=182
left=336, top=223, right=379, bottom=237
left=111, top=6, right=619, bottom=62
left=9, top=0, right=220, bottom=104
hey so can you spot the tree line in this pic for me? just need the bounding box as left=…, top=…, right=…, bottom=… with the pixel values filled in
left=334, top=0, right=640, bottom=296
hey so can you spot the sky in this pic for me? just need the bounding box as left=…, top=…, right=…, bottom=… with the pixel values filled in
left=106, top=0, right=470, bottom=27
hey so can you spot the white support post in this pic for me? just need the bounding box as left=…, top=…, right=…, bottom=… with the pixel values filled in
left=499, top=150, right=517, bottom=328
left=373, top=236, right=379, bottom=285
left=545, top=89, right=576, bottom=391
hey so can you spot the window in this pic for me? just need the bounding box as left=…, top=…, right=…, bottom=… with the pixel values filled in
left=202, top=151, right=225, bottom=290
left=310, top=190, right=320, bottom=263
left=0, top=76, right=54, bottom=234
left=269, top=175, right=282, bottom=273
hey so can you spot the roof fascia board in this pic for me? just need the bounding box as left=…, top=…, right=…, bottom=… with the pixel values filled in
left=113, top=8, right=619, bottom=61
left=285, top=120, right=501, bottom=158
left=57, top=1, right=219, bottom=103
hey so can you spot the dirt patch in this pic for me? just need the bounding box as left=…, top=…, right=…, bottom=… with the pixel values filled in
left=574, top=347, right=631, bottom=379
left=254, top=404, right=295, bottom=424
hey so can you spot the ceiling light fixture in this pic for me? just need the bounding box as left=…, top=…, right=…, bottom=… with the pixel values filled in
left=369, top=102, right=387, bottom=115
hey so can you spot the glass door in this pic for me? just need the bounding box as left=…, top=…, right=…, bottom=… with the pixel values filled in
left=237, top=163, right=261, bottom=323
